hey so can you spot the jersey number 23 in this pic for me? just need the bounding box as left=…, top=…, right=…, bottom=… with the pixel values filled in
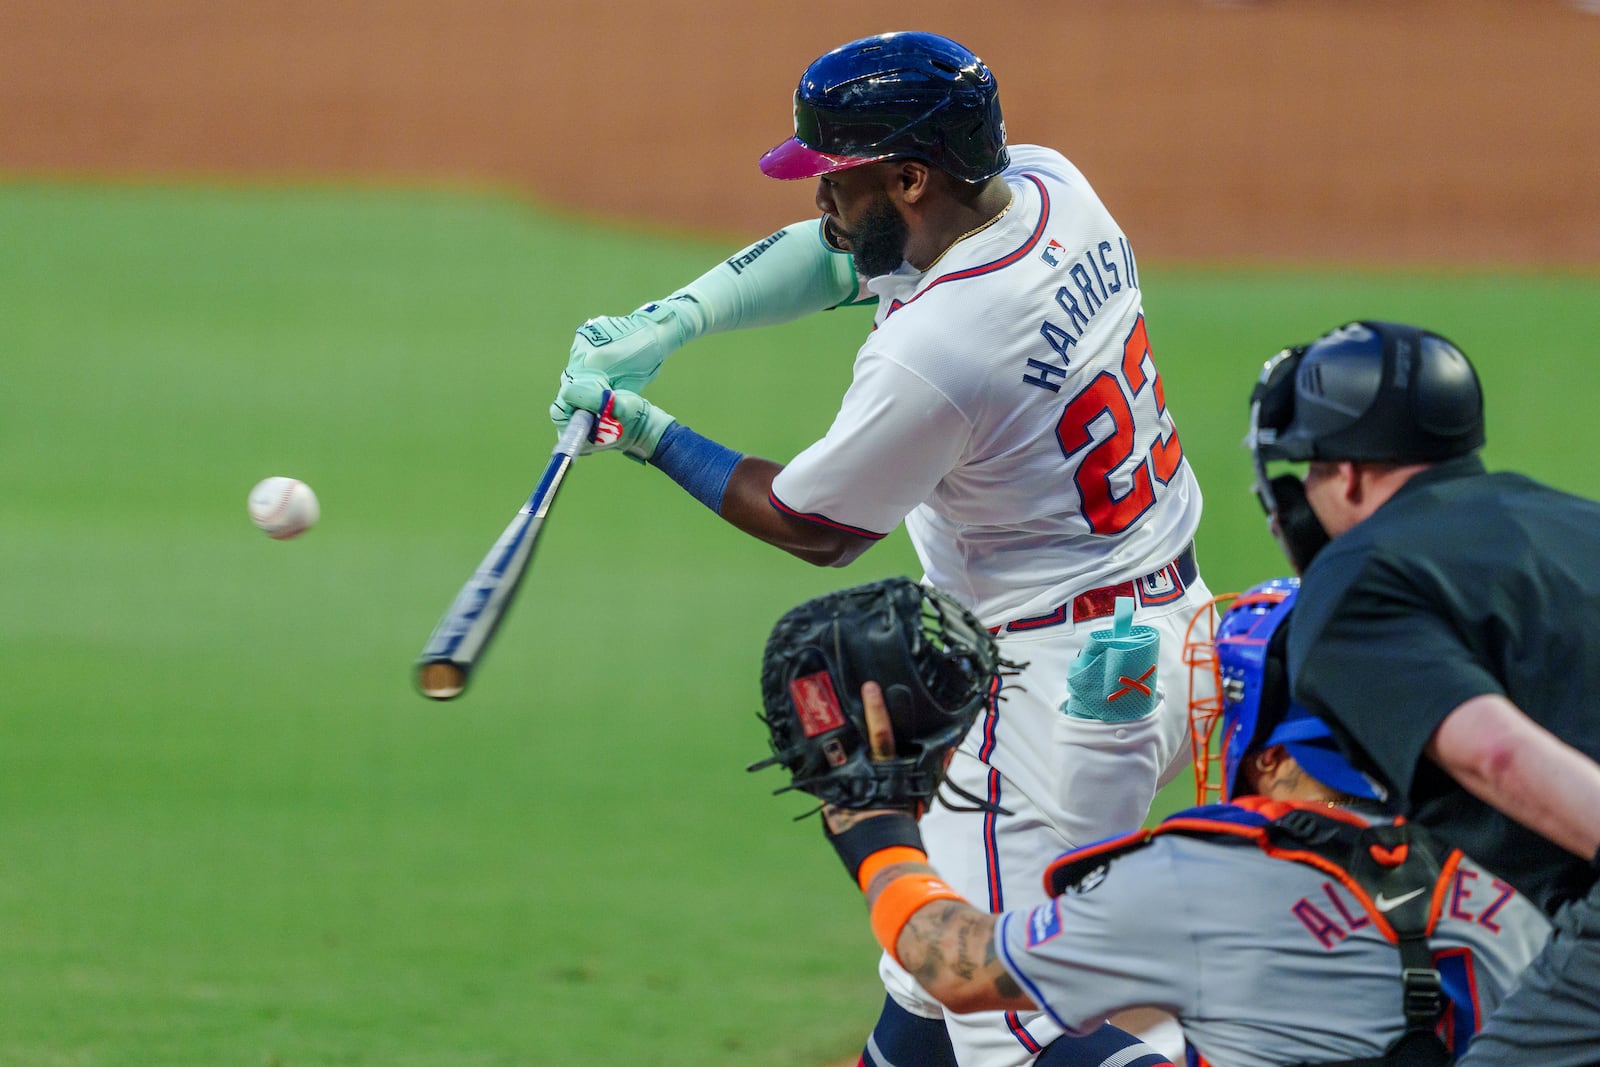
left=1055, top=314, right=1185, bottom=535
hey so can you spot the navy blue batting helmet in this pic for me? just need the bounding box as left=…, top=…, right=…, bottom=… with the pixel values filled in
left=759, top=31, right=1009, bottom=183
left=1190, top=578, right=1382, bottom=803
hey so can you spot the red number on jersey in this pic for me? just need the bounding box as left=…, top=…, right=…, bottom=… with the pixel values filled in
left=1055, top=314, right=1185, bottom=535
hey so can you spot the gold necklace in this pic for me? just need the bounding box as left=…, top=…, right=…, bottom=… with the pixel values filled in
left=1325, top=795, right=1382, bottom=812
left=925, top=190, right=1015, bottom=271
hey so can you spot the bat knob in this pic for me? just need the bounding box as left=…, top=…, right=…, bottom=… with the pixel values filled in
left=417, top=661, right=468, bottom=701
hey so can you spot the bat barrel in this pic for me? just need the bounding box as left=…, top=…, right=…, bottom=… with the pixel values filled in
left=412, top=410, right=595, bottom=702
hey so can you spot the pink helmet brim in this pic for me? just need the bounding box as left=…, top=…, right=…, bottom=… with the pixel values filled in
left=758, top=137, right=889, bottom=180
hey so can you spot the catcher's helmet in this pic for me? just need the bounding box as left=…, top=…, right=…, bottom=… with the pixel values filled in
left=1187, top=578, right=1381, bottom=803
left=759, top=31, right=1009, bottom=183
left=751, top=577, right=1001, bottom=810
left=1251, top=321, right=1485, bottom=465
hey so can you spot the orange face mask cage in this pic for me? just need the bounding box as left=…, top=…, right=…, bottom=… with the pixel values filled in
left=1182, top=588, right=1295, bottom=805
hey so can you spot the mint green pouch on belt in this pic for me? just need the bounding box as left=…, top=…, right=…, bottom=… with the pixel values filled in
left=1063, top=597, right=1161, bottom=722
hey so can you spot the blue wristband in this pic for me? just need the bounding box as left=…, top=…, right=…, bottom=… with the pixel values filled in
left=649, top=422, right=744, bottom=514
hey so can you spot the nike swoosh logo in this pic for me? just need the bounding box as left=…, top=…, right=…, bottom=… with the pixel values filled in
left=1374, top=887, right=1427, bottom=912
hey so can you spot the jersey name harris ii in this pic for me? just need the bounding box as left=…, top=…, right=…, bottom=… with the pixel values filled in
left=770, top=144, right=1201, bottom=625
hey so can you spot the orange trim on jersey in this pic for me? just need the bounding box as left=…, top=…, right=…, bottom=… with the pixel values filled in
left=1429, top=848, right=1468, bottom=930
left=1041, top=827, right=1155, bottom=897
left=869, top=874, right=968, bottom=959
left=1162, top=798, right=1406, bottom=942
left=1043, top=825, right=1158, bottom=902
left=1229, top=794, right=1373, bottom=829
left=856, top=846, right=929, bottom=894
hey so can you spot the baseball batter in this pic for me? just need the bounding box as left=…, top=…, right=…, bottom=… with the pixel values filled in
left=551, top=32, right=1211, bottom=1066
left=784, top=579, right=1549, bottom=1067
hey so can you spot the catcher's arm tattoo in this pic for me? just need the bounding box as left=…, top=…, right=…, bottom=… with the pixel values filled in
left=838, top=679, right=1033, bottom=1014
left=864, top=862, right=1034, bottom=1014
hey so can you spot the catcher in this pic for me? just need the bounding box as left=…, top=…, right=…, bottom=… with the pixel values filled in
left=754, top=578, right=1548, bottom=1066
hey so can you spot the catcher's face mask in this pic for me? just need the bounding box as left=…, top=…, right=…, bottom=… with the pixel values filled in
left=1185, top=585, right=1295, bottom=804
left=1187, top=579, right=1383, bottom=804
left=1246, top=346, right=1331, bottom=574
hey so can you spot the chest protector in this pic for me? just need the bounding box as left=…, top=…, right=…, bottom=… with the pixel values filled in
left=1044, top=798, right=1465, bottom=1067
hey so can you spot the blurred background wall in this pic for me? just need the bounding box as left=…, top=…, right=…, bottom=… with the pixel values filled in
left=2, top=0, right=1597, bottom=266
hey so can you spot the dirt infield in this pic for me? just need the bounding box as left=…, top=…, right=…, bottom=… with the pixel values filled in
left=2, top=0, right=1598, bottom=267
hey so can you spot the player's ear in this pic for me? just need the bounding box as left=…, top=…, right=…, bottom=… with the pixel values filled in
left=895, top=160, right=932, bottom=203
left=1339, top=461, right=1367, bottom=505
left=1256, top=744, right=1289, bottom=771
left=1241, top=744, right=1287, bottom=794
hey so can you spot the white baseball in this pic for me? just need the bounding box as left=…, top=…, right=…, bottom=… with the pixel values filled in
left=248, top=477, right=320, bottom=540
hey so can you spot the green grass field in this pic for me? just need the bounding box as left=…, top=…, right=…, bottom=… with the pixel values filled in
left=3, top=181, right=1596, bottom=1066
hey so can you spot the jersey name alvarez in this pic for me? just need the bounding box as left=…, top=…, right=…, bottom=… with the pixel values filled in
left=999, top=821, right=1549, bottom=1066
left=1288, top=863, right=1519, bottom=950
left=770, top=144, right=1201, bottom=624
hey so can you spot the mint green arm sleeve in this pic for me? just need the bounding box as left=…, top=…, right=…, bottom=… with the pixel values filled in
left=665, top=218, right=869, bottom=342
left=554, top=220, right=871, bottom=424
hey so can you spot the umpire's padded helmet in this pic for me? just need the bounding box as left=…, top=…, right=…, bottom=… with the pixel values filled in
left=1210, top=579, right=1381, bottom=803
left=1252, top=321, right=1485, bottom=464
left=752, top=577, right=1000, bottom=809
left=759, top=31, right=1009, bottom=183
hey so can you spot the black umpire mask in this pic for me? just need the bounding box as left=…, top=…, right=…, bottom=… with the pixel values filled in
left=1247, top=347, right=1333, bottom=574
left=1245, top=320, right=1486, bottom=575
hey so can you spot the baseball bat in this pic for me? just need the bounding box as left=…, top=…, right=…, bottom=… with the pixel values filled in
left=414, top=410, right=595, bottom=700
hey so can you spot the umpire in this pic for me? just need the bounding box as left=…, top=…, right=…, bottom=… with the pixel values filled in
left=1247, top=320, right=1600, bottom=1064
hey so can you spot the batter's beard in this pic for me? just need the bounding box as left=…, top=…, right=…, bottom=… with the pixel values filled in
left=843, top=194, right=910, bottom=277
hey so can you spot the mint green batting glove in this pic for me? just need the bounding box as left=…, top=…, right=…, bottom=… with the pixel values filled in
left=550, top=300, right=693, bottom=421
left=573, top=300, right=694, bottom=390
left=557, top=376, right=676, bottom=461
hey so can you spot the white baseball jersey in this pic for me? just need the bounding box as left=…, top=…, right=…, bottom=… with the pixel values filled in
left=999, top=816, right=1551, bottom=1066
left=770, top=144, right=1202, bottom=626
left=766, top=144, right=1215, bottom=1065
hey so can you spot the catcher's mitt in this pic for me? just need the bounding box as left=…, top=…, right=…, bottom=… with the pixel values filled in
left=750, top=577, right=1002, bottom=810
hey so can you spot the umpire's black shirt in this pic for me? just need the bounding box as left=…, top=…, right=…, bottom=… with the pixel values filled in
left=1288, top=454, right=1600, bottom=915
